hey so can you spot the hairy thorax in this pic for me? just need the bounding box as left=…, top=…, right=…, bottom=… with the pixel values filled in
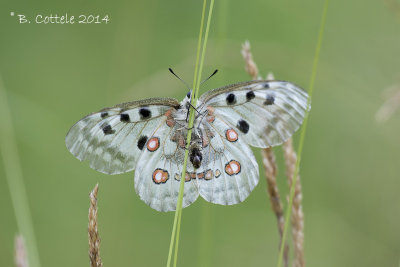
left=166, top=98, right=217, bottom=169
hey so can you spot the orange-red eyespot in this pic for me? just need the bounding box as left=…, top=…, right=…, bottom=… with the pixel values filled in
left=166, top=119, right=175, bottom=127
left=197, top=172, right=205, bottom=179
left=226, top=129, right=238, bottom=142
left=175, top=173, right=192, bottom=182
left=225, top=160, right=241, bottom=176
left=165, top=109, right=175, bottom=127
left=205, top=169, right=213, bottom=180
left=147, top=137, right=160, bottom=152
left=152, top=168, right=169, bottom=184
left=206, top=106, right=215, bottom=123
left=189, top=172, right=197, bottom=179
left=215, top=169, right=221, bottom=178
left=164, top=109, right=173, bottom=117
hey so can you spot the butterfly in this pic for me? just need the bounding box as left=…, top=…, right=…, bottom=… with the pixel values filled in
left=65, top=79, right=309, bottom=212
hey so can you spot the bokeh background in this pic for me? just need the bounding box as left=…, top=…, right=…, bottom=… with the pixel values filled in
left=1, top=0, right=399, bottom=266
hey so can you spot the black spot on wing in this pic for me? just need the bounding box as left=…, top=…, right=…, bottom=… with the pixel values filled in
left=139, top=107, right=152, bottom=120
left=263, top=83, right=270, bottom=88
left=137, top=135, right=148, bottom=150
left=120, top=113, right=130, bottom=122
left=246, top=91, right=255, bottom=101
left=226, top=93, right=236, bottom=105
left=237, top=119, right=249, bottom=134
left=100, top=112, right=108, bottom=118
left=102, top=124, right=115, bottom=135
left=264, top=94, right=275, bottom=105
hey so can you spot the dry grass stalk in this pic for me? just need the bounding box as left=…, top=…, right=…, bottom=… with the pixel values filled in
left=385, top=0, right=400, bottom=19
left=375, top=84, right=400, bottom=122
left=283, top=139, right=305, bottom=267
left=15, top=235, right=29, bottom=267
left=241, top=41, right=289, bottom=267
left=241, top=41, right=261, bottom=80
left=88, top=184, right=103, bottom=267
left=261, top=148, right=289, bottom=266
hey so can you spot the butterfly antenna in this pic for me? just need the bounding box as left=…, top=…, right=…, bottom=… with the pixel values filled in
left=200, top=69, right=218, bottom=85
left=168, top=68, right=192, bottom=91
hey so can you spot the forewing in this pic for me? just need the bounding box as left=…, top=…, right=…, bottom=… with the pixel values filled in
left=200, top=80, right=309, bottom=148
left=197, top=117, right=259, bottom=205
left=134, top=125, right=199, bottom=212
left=65, top=98, right=180, bottom=175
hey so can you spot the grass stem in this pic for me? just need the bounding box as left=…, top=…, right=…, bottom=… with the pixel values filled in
left=277, top=1, right=330, bottom=266
left=88, top=184, right=102, bottom=267
left=166, top=0, right=215, bottom=266
left=0, top=75, right=41, bottom=267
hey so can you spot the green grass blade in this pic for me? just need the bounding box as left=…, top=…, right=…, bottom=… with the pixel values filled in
left=0, top=75, right=41, bottom=267
left=276, top=1, right=330, bottom=267
left=172, top=1, right=215, bottom=266
left=166, top=1, right=208, bottom=266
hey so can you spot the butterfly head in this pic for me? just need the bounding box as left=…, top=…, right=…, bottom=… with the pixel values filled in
left=184, top=90, right=192, bottom=108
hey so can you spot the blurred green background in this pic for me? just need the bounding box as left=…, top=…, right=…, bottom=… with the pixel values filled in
left=1, top=0, right=399, bottom=266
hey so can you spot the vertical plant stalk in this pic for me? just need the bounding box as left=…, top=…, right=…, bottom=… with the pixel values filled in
left=88, top=184, right=103, bottom=267
left=283, top=139, right=304, bottom=267
left=278, top=1, right=330, bottom=267
left=241, top=41, right=289, bottom=267
left=167, top=1, right=215, bottom=266
left=262, top=149, right=289, bottom=267
left=174, top=1, right=215, bottom=265
left=0, top=76, right=41, bottom=267
left=384, top=0, right=400, bottom=19
left=15, top=235, right=29, bottom=267
left=241, top=41, right=261, bottom=80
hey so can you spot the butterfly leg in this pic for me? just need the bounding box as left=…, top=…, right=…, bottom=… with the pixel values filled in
left=196, top=110, right=209, bottom=129
left=185, top=102, right=203, bottom=122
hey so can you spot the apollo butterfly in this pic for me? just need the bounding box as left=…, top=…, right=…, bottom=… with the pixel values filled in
left=65, top=79, right=309, bottom=211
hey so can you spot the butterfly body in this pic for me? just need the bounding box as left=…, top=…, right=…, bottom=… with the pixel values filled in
left=66, top=80, right=309, bottom=211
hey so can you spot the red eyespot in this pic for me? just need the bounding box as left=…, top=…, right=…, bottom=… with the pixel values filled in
left=197, top=172, right=205, bottom=179
left=226, top=129, right=238, bottom=142
left=152, top=169, right=169, bottom=184
left=206, top=106, right=215, bottom=123
left=174, top=172, right=193, bottom=182
left=205, top=169, right=213, bottom=180
left=165, top=109, right=175, bottom=127
left=147, top=137, right=160, bottom=152
left=225, top=160, right=241, bottom=176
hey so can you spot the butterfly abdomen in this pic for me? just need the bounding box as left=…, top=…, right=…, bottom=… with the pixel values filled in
left=189, top=147, right=202, bottom=169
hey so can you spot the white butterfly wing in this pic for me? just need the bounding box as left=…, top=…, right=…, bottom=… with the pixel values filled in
left=65, top=98, right=180, bottom=175
left=134, top=125, right=199, bottom=212
left=66, top=79, right=308, bottom=211
left=197, top=116, right=259, bottom=205
left=200, top=80, right=309, bottom=148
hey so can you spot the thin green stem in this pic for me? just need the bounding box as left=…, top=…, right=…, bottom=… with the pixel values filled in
left=0, top=75, right=41, bottom=267
left=166, top=1, right=208, bottom=266
left=194, top=0, right=215, bottom=101
left=277, top=1, right=329, bottom=267
left=172, top=1, right=215, bottom=266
